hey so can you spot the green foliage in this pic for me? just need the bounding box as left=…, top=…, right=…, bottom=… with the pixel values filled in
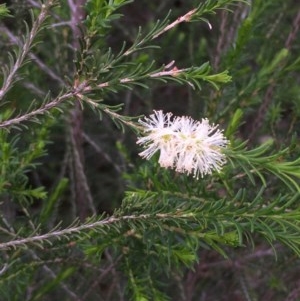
left=85, top=0, right=133, bottom=36
left=1, top=0, right=300, bottom=300
left=0, top=4, right=10, bottom=18
left=0, top=123, right=48, bottom=204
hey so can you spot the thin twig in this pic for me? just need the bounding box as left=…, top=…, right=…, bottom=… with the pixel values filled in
left=0, top=0, right=55, bottom=101
left=152, top=9, right=197, bottom=39
left=82, top=132, right=123, bottom=174
left=249, top=9, right=300, bottom=142
left=0, top=212, right=194, bottom=250
left=28, top=250, right=82, bottom=301
left=1, top=207, right=81, bottom=301
left=69, top=122, right=96, bottom=217
left=0, top=91, right=74, bottom=128
left=0, top=25, right=64, bottom=85
left=81, top=253, right=123, bottom=300
left=285, top=10, right=300, bottom=49
left=85, top=67, right=188, bottom=91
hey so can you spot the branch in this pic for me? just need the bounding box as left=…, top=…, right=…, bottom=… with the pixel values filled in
left=0, top=0, right=56, bottom=101
left=84, top=67, right=189, bottom=91
left=0, top=91, right=74, bottom=128
left=0, top=214, right=151, bottom=250
left=1, top=202, right=299, bottom=251
left=0, top=213, right=189, bottom=250
left=0, top=25, right=65, bottom=86
left=152, top=9, right=198, bottom=39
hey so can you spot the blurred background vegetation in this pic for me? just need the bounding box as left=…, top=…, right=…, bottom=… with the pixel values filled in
left=1, top=0, right=300, bottom=300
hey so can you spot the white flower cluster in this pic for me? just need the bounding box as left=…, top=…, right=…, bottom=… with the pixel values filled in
left=137, top=110, right=229, bottom=179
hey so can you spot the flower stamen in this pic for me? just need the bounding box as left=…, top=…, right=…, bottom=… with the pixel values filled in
left=137, top=110, right=229, bottom=179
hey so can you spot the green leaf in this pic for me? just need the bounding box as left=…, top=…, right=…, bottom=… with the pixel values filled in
left=40, top=178, right=69, bottom=224
left=31, top=267, right=76, bottom=301
left=0, top=4, right=10, bottom=18
left=225, top=108, right=244, bottom=139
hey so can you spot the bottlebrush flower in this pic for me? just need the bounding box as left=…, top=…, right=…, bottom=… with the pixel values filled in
left=136, top=110, right=229, bottom=178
